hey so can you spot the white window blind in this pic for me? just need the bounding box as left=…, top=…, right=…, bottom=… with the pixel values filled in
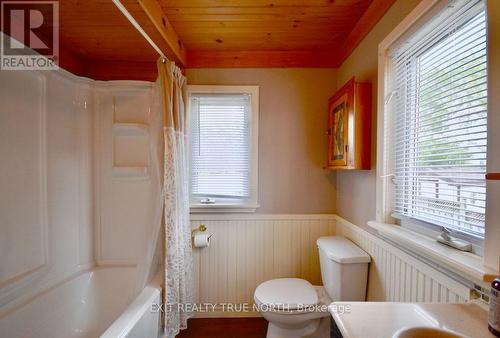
left=190, top=94, right=251, bottom=201
left=391, top=1, right=487, bottom=238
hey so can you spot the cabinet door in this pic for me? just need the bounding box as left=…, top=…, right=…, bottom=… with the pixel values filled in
left=327, top=79, right=354, bottom=167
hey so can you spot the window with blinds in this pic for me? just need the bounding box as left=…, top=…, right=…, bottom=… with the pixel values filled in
left=391, top=1, right=487, bottom=239
left=189, top=88, right=258, bottom=209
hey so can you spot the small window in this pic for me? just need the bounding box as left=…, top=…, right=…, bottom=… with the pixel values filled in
left=389, top=1, right=487, bottom=240
left=188, top=85, right=259, bottom=212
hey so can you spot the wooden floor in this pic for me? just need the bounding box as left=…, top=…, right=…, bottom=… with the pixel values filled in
left=176, top=318, right=268, bottom=338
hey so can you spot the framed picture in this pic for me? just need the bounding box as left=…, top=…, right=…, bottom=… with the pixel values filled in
left=327, top=78, right=354, bottom=167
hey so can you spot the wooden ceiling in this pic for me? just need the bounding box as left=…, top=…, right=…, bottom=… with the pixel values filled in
left=163, top=0, right=372, bottom=51
left=163, top=0, right=394, bottom=68
left=56, top=0, right=160, bottom=79
left=1, top=0, right=396, bottom=80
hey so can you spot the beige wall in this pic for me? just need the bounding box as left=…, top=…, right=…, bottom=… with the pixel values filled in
left=334, top=0, right=422, bottom=227
left=186, top=68, right=337, bottom=214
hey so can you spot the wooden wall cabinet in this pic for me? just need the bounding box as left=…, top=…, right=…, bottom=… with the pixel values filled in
left=326, top=77, right=371, bottom=170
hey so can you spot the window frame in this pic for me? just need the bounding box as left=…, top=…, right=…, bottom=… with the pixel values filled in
left=376, top=0, right=489, bottom=255
left=187, top=85, right=259, bottom=213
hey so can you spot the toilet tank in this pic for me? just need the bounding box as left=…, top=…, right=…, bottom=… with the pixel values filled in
left=317, top=236, right=370, bottom=301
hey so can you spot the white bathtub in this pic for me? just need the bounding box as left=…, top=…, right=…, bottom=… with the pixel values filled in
left=0, top=266, right=161, bottom=338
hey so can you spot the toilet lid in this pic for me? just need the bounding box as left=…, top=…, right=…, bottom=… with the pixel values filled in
left=317, top=236, right=371, bottom=264
left=254, top=278, right=318, bottom=310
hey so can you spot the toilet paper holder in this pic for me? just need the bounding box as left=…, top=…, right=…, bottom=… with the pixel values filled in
left=191, top=224, right=207, bottom=237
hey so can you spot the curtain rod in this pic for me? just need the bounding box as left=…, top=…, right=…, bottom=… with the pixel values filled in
left=112, top=0, right=166, bottom=62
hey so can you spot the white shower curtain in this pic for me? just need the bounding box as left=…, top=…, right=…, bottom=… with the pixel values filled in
left=157, top=58, right=194, bottom=338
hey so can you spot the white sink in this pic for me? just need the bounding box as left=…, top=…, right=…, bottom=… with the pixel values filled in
left=393, top=327, right=470, bottom=338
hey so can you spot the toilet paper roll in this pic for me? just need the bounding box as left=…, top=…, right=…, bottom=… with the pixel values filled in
left=193, top=233, right=212, bottom=248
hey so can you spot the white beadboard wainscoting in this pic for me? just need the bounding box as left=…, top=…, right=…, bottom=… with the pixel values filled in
left=190, top=214, right=336, bottom=316
left=190, top=214, right=474, bottom=317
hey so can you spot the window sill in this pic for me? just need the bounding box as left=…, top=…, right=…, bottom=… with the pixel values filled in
left=190, top=204, right=259, bottom=214
left=367, top=221, right=499, bottom=283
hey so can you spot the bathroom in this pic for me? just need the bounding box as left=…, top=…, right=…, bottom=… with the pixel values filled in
left=0, top=0, right=499, bottom=337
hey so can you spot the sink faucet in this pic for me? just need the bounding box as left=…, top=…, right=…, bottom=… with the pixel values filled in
left=440, top=227, right=452, bottom=241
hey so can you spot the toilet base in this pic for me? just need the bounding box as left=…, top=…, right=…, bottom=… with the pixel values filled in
left=266, top=316, right=330, bottom=338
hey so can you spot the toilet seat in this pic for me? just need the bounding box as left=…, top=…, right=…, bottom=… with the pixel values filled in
left=254, top=278, right=318, bottom=312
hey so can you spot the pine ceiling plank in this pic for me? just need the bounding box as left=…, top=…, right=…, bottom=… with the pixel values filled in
left=162, top=5, right=369, bottom=16
left=185, top=45, right=342, bottom=51
left=173, top=27, right=345, bottom=50
left=161, top=0, right=371, bottom=7
left=180, top=35, right=344, bottom=44
left=186, top=44, right=341, bottom=51
left=184, top=39, right=342, bottom=48
left=170, top=20, right=355, bottom=29
left=186, top=50, right=340, bottom=68
left=177, top=27, right=347, bottom=34
left=165, top=14, right=361, bottom=22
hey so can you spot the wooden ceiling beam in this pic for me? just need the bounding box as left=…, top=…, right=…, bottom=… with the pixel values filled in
left=335, top=0, right=397, bottom=66
left=120, top=0, right=187, bottom=66
left=186, top=50, right=340, bottom=68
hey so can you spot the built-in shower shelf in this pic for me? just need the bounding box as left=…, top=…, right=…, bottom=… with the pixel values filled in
left=112, top=166, right=149, bottom=179
left=112, top=123, right=148, bottom=136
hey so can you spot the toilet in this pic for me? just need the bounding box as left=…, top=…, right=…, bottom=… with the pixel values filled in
left=254, top=236, right=371, bottom=338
